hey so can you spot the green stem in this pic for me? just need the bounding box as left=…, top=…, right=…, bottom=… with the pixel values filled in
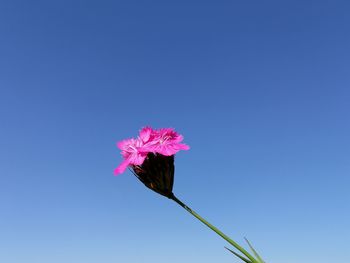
left=170, top=194, right=258, bottom=263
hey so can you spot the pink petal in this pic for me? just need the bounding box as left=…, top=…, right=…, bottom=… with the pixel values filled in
left=117, top=138, right=134, bottom=150
left=114, top=159, right=130, bottom=175
left=128, top=153, right=147, bottom=165
left=139, top=127, right=153, bottom=143
left=177, top=143, right=190, bottom=151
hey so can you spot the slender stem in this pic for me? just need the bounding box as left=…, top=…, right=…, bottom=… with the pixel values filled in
left=170, top=194, right=258, bottom=263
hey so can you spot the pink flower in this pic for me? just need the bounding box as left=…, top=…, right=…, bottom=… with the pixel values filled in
left=114, top=127, right=189, bottom=175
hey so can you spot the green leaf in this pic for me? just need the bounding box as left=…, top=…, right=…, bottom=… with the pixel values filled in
left=244, top=238, right=265, bottom=263
left=225, top=246, right=253, bottom=263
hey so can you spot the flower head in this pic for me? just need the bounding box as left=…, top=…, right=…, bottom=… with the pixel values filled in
left=114, top=127, right=189, bottom=175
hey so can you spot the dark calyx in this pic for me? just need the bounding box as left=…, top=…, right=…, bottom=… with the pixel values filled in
left=131, top=153, right=175, bottom=198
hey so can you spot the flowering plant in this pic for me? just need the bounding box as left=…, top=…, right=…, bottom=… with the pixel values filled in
left=115, top=127, right=265, bottom=263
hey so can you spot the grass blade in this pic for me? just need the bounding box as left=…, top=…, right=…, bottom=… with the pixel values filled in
left=244, top=238, right=264, bottom=263
left=225, top=246, right=253, bottom=263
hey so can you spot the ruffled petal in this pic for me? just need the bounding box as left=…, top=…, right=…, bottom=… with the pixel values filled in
left=139, top=127, right=153, bottom=143
left=114, top=159, right=130, bottom=175
left=117, top=138, right=135, bottom=150
left=177, top=143, right=190, bottom=151
left=128, top=152, right=147, bottom=165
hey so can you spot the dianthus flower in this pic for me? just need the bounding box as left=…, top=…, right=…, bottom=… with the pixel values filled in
left=114, top=127, right=189, bottom=175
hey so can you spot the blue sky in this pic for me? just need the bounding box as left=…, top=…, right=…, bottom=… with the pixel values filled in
left=0, top=1, right=349, bottom=262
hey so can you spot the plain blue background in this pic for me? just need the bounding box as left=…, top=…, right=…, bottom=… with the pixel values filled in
left=1, top=1, right=349, bottom=262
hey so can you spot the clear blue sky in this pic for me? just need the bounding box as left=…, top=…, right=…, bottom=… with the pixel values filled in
left=1, top=1, right=349, bottom=263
